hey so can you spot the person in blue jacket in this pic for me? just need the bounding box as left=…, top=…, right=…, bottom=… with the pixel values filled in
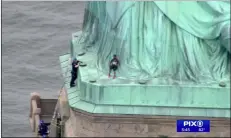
left=38, top=120, right=50, bottom=137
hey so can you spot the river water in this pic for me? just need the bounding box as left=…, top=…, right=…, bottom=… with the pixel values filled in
left=2, top=2, right=85, bottom=136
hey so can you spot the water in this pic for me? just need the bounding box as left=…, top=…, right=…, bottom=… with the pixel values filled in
left=2, top=2, right=85, bottom=137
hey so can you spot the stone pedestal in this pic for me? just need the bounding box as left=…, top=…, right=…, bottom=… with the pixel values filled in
left=63, top=106, right=230, bottom=137
left=59, top=32, right=230, bottom=137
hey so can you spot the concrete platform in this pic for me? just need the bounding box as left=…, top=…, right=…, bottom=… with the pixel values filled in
left=58, top=32, right=230, bottom=118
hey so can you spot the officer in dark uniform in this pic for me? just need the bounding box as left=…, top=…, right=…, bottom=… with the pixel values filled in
left=38, top=120, right=50, bottom=137
left=108, top=54, right=120, bottom=79
left=70, top=58, right=80, bottom=87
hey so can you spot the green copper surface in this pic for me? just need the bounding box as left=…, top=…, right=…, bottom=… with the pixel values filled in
left=59, top=1, right=231, bottom=118
left=59, top=51, right=230, bottom=118
left=78, top=1, right=230, bottom=83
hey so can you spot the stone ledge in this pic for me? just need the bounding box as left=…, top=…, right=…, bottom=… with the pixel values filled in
left=75, top=53, right=230, bottom=109
left=61, top=32, right=231, bottom=118
left=71, top=107, right=230, bottom=127
left=64, top=107, right=230, bottom=137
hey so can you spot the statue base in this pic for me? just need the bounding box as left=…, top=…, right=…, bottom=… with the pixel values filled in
left=58, top=32, right=230, bottom=118
left=57, top=32, right=230, bottom=137
left=63, top=105, right=230, bottom=137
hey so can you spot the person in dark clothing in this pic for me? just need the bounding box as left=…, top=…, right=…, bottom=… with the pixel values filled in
left=70, top=58, right=80, bottom=87
left=108, top=54, right=120, bottom=79
left=38, top=120, right=50, bottom=137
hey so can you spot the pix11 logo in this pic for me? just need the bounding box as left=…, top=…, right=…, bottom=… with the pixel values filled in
left=184, top=120, right=204, bottom=127
left=176, top=120, right=210, bottom=132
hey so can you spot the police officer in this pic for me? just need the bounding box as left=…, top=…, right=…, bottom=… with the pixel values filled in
left=70, top=58, right=80, bottom=87
left=38, top=120, right=49, bottom=137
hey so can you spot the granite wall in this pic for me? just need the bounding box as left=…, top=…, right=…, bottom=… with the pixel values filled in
left=64, top=108, right=230, bottom=137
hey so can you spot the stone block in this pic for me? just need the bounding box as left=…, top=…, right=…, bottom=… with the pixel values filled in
left=63, top=108, right=230, bottom=137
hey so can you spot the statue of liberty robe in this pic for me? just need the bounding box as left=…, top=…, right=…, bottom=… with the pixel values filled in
left=80, top=1, right=230, bottom=84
